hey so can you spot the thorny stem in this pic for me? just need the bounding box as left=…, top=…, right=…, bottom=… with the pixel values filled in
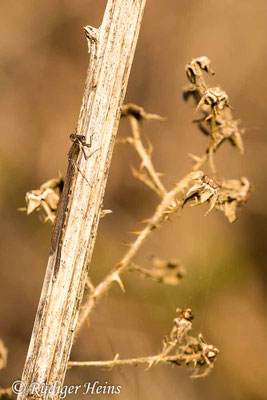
left=68, top=353, right=198, bottom=369
left=71, top=308, right=217, bottom=377
left=129, top=115, right=167, bottom=197
left=76, top=106, right=213, bottom=336
left=72, top=307, right=218, bottom=377
left=75, top=175, right=191, bottom=336
left=75, top=58, right=247, bottom=368
left=76, top=56, right=245, bottom=337
left=76, top=112, right=200, bottom=336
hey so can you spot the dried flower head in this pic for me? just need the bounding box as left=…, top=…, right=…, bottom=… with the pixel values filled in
left=22, top=174, right=64, bottom=224
left=197, top=87, right=230, bottom=114
left=170, top=308, right=194, bottom=343
left=184, top=334, right=219, bottom=378
left=183, top=171, right=220, bottom=215
left=216, top=177, right=251, bottom=222
left=184, top=56, right=246, bottom=173
left=184, top=173, right=251, bottom=222
left=160, top=309, right=218, bottom=377
left=185, top=56, right=214, bottom=84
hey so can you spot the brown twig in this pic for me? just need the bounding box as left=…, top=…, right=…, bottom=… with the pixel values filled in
left=128, top=115, right=167, bottom=197
left=119, top=105, right=167, bottom=197
left=76, top=175, right=191, bottom=335
left=72, top=308, right=218, bottom=378
left=68, top=354, right=193, bottom=369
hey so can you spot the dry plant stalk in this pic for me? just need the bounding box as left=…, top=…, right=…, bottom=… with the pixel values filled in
left=19, top=54, right=250, bottom=397
left=68, top=57, right=250, bottom=376
left=17, top=1, right=147, bottom=398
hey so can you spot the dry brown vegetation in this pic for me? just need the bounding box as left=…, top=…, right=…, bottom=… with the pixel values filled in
left=1, top=2, right=266, bottom=400
left=17, top=57, right=249, bottom=385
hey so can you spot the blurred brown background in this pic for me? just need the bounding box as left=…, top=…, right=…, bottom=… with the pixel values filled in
left=0, top=1, right=267, bottom=399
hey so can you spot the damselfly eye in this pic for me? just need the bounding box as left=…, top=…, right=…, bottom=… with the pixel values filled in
left=69, top=133, right=75, bottom=139
left=81, top=135, right=86, bottom=141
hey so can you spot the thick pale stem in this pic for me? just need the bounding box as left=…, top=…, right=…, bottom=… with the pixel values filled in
left=18, top=0, right=146, bottom=398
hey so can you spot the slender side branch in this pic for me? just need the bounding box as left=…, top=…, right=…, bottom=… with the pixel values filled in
left=128, top=115, right=167, bottom=197
left=76, top=174, right=192, bottom=335
left=68, top=354, right=190, bottom=368
left=72, top=308, right=218, bottom=378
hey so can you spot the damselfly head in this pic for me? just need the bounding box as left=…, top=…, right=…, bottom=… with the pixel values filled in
left=69, top=133, right=87, bottom=144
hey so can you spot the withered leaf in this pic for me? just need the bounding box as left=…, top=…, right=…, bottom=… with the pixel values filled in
left=22, top=174, right=64, bottom=224
left=183, top=171, right=219, bottom=214
left=216, top=177, right=251, bottom=222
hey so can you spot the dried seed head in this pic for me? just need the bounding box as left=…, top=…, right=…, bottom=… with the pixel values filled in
left=202, top=174, right=221, bottom=189
left=204, top=344, right=219, bottom=361
left=23, top=174, right=64, bottom=224
left=158, top=310, right=218, bottom=377
left=196, top=56, right=214, bottom=74
left=198, top=87, right=230, bottom=113
left=183, top=172, right=219, bottom=214
left=170, top=308, right=194, bottom=343
left=176, top=307, right=194, bottom=322
left=185, top=56, right=214, bottom=84
left=216, top=177, right=251, bottom=222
